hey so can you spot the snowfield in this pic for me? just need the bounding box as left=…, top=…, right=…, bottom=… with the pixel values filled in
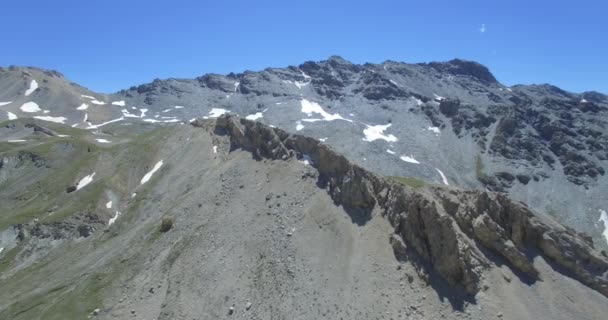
left=20, top=102, right=41, bottom=113
left=112, top=101, right=126, bottom=106
left=400, top=155, right=420, bottom=164
left=0, top=101, right=12, bottom=106
left=362, top=124, right=398, bottom=142
left=7, top=112, right=17, bottom=120
left=24, top=80, right=38, bottom=96
left=203, top=108, right=229, bottom=119
left=301, top=99, right=351, bottom=122
left=34, top=116, right=67, bottom=124
left=599, top=209, right=608, bottom=245
left=140, top=160, right=164, bottom=185
left=436, top=168, right=449, bottom=186
left=77, top=103, right=89, bottom=110
left=76, top=173, right=96, bottom=190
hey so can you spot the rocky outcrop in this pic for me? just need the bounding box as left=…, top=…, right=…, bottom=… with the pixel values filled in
left=200, top=115, right=608, bottom=297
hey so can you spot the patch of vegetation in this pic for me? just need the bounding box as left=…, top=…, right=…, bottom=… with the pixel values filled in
left=389, top=176, right=426, bottom=189
left=160, top=216, right=174, bottom=233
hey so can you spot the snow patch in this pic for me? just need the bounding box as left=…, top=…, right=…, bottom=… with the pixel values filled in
left=112, top=101, right=126, bottom=106
left=581, top=98, right=588, bottom=103
left=245, top=110, right=266, bottom=121
left=121, top=109, right=140, bottom=118
left=0, top=101, right=12, bottom=106
left=436, top=168, right=449, bottom=186
left=8, top=139, right=26, bottom=143
left=140, top=160, right=163, bottom=185
left=0, top=247, right=3, bottom=254
left=400, top=155, right=420, bottom=164
left=81, top=95, right=96, bottom=100
left=7, top=112, right=17, bottom=120
left=76, top=173, right=96, bottom=190
left=163, top=119, right=180, bottom=123
left=34, top=116, right=67, bottom=124
left=599, top=209, right=608, bottom=245
left=95, top=139, right=111, bottom=143
left=319, top=137, right=328, bottom=142
left=174, top=105, right=184, bottom=109
left=108, top=211, right=122, bottom=226
left=140, top=109, right=148, bottom=117
left=106, top=201, right=113, bottom=209
left=362, top=124, right=398, bottom=142
left=213, top=146, right=218, bottom=153
left=20, top=102, right=41, bottom=113
left=144, top=119, right=161, bottom=123
left=295, top=121, right=304, bottom=131
left=301, top=99, right=351, bottom=122
left=389, top=80, right=399, bottom=86
left=77, top=103, right=89, bottom=110
left=91, top=100, right=105, bottom=105
left=428, top=126, right=441, bottom=134
left=24, top=80, right=38, bottom=96
left=203, top=108, right=229, bottom=119
left=433, top=93, right=445, bottom=101
left=57, top=134, right=70, bottom=137
left=234, top=82, right=240, bottom=92
left=86, top=117, right=124, bottom=129
left=386, top=149, right=396, bottom=155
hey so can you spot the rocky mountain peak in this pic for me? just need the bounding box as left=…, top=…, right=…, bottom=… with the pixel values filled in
left=427, top=59, right=498, bottom=84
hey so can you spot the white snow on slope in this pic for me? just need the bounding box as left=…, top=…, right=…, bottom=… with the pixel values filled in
left=8, top=140, right=26, bottom=143
left=0, top=101, right=12, bottom=106
left=42, top=110, right=50, bottom=114
left=296, top=121, right=304, bottom=131
left=140, top=109, right=148, bottom=117
left=81, top=95, right=96, bottom=100
left=213, top=146, right=218, bottom=154
left=106, top=201, right=113, bottom=209
left=121, top=109, right=140, bottom=118
left=204, top=108, right=229, bottom=119
left=77, top=103, right=89, bottom=110
left=24, top=80, right=38, bottom=96
left=599, top=209, right=608, bottom=245
left=234, top=82, right=240, bottom=92
left=20, top=102, right=41, bottom=112
left=140, top=160, right=163, bottom=185
left=412, top=97, right=423, bottom=106
left=362, top=124, right=398, bottom=142
left=144, top=119, right=161, bottom=123
left=161, top=108, right=172, bottom=113
left=76, top=173, right=96, bottom=190
left=57, top=134, right=70, bottom=137
left=433, top=93, right=445, bottom=101
left=91, top=100, right=105, bottom=105
left=95, top=139, right=111, bottom=143
left=163, top=119, right=180, bottom=123
left=86, top=117, right=124, bottom=129
left=428, top=126, right=441, bottom=134
left=300, top=99, right=351, bottom=122
left=83, top=113, right=88, bottom=123
left=7, top=112, right=17, bottom=120
left=389, top=80, right=399, bottom=86
left=581, top=98, right=588, bottom=103
left=0, top=247, right=3, bottom=254
left=246, top=112, right=264, bottom=120
left=174, top=105, right=184, bottom=109
left=386, top=149, right=396, bottom=155
left=111, top=101, right=126, bottom=106
left=436, top=168, right=449, bottom=186
left=34, top=116, right=67, bottom=124
left=108, top=211, right=122, bottom=226
left=400, top=155, right=420, bottom=164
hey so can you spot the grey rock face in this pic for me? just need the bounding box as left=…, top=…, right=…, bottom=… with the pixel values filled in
left=208, top=115, right=608, bottom=297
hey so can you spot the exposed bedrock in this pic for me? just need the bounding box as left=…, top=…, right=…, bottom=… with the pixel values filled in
left=194, top=115, right=608, bottom=297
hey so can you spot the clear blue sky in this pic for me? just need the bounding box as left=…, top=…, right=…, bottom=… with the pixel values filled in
left=1, top=0, right=606, bottom=94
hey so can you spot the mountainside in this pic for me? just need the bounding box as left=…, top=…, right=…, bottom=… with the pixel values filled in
left=1, top=58, right=608, bottom=319
left=0, top=115, right=607, bottom=319
left=1, top=58, right=607, bottom=250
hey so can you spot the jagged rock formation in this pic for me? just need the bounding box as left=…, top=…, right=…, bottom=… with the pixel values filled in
left=202, top=114, right=608, bottom=297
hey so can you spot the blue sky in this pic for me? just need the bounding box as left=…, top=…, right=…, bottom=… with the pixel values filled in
left=1, top=0, right=606, bottom=94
